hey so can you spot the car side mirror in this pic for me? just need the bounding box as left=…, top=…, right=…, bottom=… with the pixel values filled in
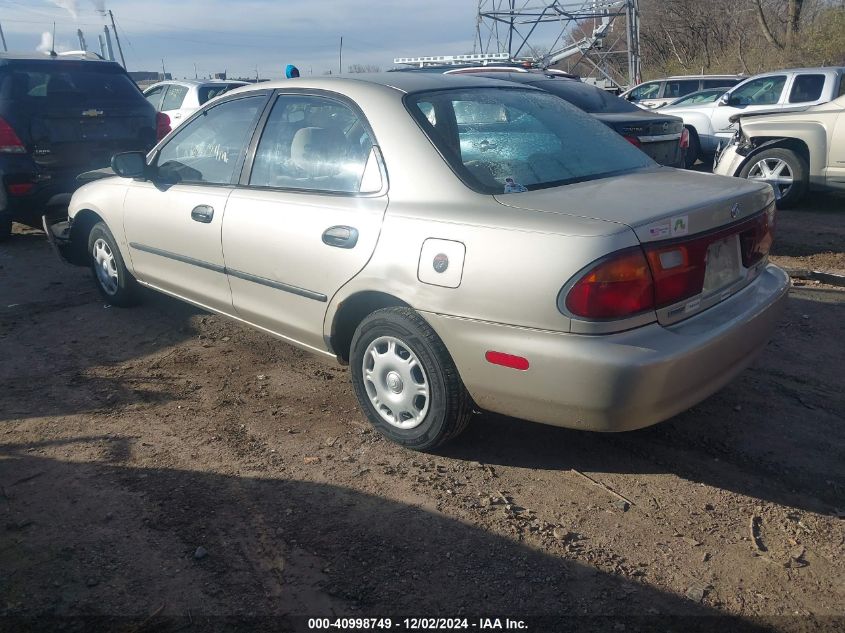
left=111, top=151, right=147, bottom=179
left=721, top=94, right=740, bottom=107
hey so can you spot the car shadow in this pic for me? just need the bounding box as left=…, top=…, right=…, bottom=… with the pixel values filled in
left=0, top=230, right=204, bottom=423
left=0, top=440, right=776, bottom=632
left=442, top=291, right=844, bottom=516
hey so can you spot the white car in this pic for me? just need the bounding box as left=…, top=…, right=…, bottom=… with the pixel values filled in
left=143, top=79, right=248, bottom=129
left=661, top=67, right=845, bottom=168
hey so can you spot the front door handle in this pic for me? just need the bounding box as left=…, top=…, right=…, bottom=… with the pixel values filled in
left=322, top=225, right=359, bottom=249
left=191, top=205, right=214, bottom=223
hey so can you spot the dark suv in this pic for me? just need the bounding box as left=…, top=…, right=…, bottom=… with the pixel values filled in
left=0, top=53, right=166, bottom=240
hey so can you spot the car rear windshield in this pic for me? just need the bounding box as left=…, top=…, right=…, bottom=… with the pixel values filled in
left=198, top=84, right=244, bottom=105
left=527, top=79, right=639, bottom=113
left=0, top=62, right=141, bottom=104
left=406, top=87, right=653, bottom=194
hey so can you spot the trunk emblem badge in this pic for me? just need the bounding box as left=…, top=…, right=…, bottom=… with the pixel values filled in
left=730, top=203, right=741, bottom=219
left=81, top=109, right=104, bottom=117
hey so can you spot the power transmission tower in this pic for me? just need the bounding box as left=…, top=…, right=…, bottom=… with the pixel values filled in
left=475, top=0, right=640, bottom=89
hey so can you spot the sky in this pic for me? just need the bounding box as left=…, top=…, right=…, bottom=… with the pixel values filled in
left=0, top=0, right=485, bottom=79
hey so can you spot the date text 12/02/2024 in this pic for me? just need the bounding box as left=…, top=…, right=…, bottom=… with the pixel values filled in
left=307, top=618, right=528, bottom=630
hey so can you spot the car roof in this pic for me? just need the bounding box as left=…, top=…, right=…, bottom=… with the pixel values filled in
left=0, top=52, right=119, bottom=66
left=225, top=72, right=536, bottom=96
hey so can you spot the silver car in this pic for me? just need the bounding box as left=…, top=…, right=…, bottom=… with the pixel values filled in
left=48, top=74, right=789, bottom=450
left=714, top=93, right=845, bottom=207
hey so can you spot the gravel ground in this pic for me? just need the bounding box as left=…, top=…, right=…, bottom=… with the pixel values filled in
left=0, top=195, right=843, bottom=633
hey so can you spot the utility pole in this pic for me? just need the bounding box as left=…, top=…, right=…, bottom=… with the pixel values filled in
left=339, top=36, right=343, bottom=75
left=161, top=58, right=166, bottom=79
left=0, top=23, right=7, bottom=52
left=108, top=10, right=127, bottom=69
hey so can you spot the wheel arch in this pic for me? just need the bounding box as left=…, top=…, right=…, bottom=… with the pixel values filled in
left=67, top=208, right=105, bottom=266
left=744, top=137, right=810, bottom=168
left=327, top=290, right=413, bottom=364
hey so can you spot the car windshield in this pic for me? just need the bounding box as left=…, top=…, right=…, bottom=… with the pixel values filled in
left=407, top=87, right=653, bottom=194
left=530, top=80, right=639, bottom=113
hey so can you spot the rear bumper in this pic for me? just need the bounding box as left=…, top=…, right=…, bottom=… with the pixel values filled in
left=423, top=264, right=790, bottom=432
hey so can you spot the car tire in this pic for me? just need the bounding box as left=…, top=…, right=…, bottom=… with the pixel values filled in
left=350, top=307, right=473, bottom=451
left=87, top=221, right=140, bottom=307
left=0, top=213, right=11, bottom=242
left=739, top=147, right=808, bottom=209
left=683, top=127, right=700, bottom=169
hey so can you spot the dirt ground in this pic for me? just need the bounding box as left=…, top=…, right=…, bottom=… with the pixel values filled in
left=1, top=194, right=843, bottom=633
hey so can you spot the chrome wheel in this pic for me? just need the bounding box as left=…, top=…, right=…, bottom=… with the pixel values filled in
left=92, top=237, right=119, bottom=296
left=362, top=336, right=430, bottom=429
left=747, top=157, right=794, bottom=201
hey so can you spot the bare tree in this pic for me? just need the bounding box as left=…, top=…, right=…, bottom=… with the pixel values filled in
left=347, top=64, right=381, bottom=73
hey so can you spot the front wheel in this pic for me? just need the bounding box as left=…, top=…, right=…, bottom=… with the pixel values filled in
left=87, top=221, right=140, bottom=306
left=739, top=148, right=808, bottom=209
left=350, top=307, right=473, bottom=451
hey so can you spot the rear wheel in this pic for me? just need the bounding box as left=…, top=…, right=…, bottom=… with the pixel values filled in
left=683, top=127, right=700, bottom=169
left=87, top=221, right=139, bottom=306
left=740, top=147, right=808, bottom=209
left=350, top=307, right=472, bottom=451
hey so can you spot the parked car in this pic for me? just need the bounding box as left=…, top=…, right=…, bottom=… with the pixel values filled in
left=46, top=74, right=788, bottom=450
left=143, top=79, right=248, bottom=129
left=662, top=67, right=845, bottom=168
left=0, top=52, right=166, bottom=240
left=621, top=75, right=745, bottom=110
left=471, top=71, right=688, bottom=167
left=663, top=87, right=727, bottom=108
left=713, top=93, right=845, bottom=207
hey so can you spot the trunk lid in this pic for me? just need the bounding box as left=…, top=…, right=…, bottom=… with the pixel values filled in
left=494, top=167, right=771, bottom=240
left=496, top=168, right=775, bottom=326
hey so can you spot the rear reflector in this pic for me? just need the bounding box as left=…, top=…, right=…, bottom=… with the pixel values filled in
left=7, top=183, right=34, bottom=196
left=0, top=117, right=26, bottom=154
left=565, top=249, right=655, bottom=319
left=680, top=127, right=690, bottom=149
left=485, top=351, right=530, bottom=371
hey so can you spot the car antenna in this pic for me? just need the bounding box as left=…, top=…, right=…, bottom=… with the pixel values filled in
left=49, top=22, right=57, bottom=58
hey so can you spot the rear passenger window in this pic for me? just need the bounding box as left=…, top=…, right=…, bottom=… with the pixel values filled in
left=161, top=84, right=188, bottom=110
left=789, top=75, right=825, bottom=103
left=663, top=80, right=699, bottom=99
left=703, top=79, right=737, bottom=89
left=249, top=95, right=376, bottom=193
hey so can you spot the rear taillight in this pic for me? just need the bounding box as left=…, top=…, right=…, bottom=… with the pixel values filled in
left=740, top=203, right=775, bottom=267
left=156, top=112, right=171, bottom=141
left=644, top=240, right=709, bottom=307
left=565, top=249, right=655, bottom=319
left=7, top=183, right=34, bottom=196
left=680, top=127, right=690, bottom=149
left=623, top=135, right=642, bottom=148
left=565, top=209, right=775, bottom=321
left=0, top=117, right=26, bottom=154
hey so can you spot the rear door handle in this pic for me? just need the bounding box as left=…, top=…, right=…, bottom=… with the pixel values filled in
left=191, top=205, right=214, bottom=223
left=322, top=225, right=358, bottom=249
